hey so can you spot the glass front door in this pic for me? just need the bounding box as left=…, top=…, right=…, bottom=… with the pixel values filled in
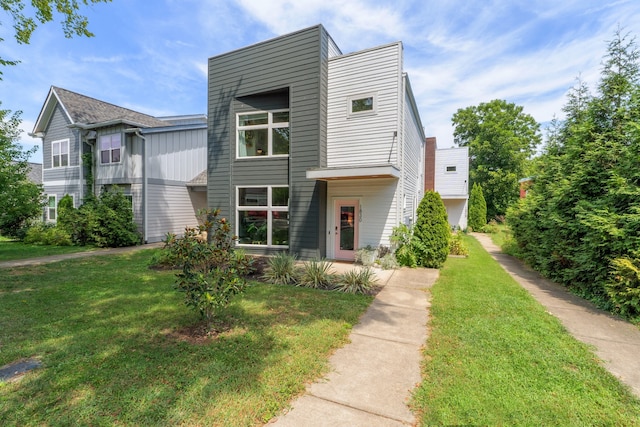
left=334, top=200, right=359, bottom=260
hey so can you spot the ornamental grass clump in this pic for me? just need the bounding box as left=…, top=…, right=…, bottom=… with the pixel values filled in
left=335, top=267, right=378, bottom=294
left=263, top=252, right=298, bottom=285
left=298, top=259, right=336, bottom=289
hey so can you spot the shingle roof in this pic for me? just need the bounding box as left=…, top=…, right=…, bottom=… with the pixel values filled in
left=186, top=170, right=207, bottom=187
left=52, top=86, right=169, bottom=128
left=27, top=162, right=42, bottom=185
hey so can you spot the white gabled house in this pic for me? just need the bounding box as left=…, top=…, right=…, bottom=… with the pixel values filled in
left=31, top=86, right=207, bottom=243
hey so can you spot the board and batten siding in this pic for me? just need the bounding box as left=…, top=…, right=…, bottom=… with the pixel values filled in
left=327, top=42, right=402, bottom=168
left=94, top=125, right=143, bottom=185
left=145, top=128, right=207, bottom=181
left=326, top=179, right=398, bottom=257
left=208, top=24, right=330, bottom=258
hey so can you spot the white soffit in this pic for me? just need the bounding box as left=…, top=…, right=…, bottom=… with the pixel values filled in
left=306, top=164, right=400, bottom=181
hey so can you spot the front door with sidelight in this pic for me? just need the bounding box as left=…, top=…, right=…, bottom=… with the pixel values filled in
left=334, top=200, right=359, bottom=260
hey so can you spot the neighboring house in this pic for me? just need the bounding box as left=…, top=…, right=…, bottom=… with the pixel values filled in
left=207, top=25, right=426, bottom=260
left=26, top=162, right=43, bottom=185
left=31, top=86, right=207, bottom=242
left=519, top=177, right=533, bottom=198
left=425, top=137, right=469, bottom=230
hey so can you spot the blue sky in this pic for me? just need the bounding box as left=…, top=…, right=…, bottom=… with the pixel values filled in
left=2, top=0, right=639, bottom=164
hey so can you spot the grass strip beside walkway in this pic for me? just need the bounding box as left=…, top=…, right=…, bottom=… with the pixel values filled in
left=0, top=250, right=372, bottom=426
left=412, top=235, right=640, bottom=426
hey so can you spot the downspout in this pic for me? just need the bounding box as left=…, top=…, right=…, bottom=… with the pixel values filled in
left=135, top=129, right=148, bottom=244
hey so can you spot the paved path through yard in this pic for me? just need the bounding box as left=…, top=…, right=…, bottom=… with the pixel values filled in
left=268, top=266, right=438, bottom=426
left=472, top=232, right=640, bottom=399
left=0, top=243, right=163, bottom=269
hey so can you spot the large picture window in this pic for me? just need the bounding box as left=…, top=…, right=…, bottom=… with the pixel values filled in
left=237, top=186, right=289, bottom=247
left=100, top=134, right=121, bottom=164
left=52, top=139, right=69, bottom=168
left=237, top=110, right=289, bottom=158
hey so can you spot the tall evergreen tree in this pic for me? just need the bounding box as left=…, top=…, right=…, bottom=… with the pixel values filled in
left=508, top=28, right=640, bottom=315
left=468, top=183, right=487, bottom=231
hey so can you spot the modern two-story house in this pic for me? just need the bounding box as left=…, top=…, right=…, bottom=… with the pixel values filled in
left=31, top=86, right=207, bottom=242
left=207, top=25, right=426, bottom=260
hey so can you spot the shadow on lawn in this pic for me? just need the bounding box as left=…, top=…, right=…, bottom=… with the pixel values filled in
left=0, top=251, right=368, bottom=425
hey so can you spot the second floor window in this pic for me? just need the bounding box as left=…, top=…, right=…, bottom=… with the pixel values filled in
left=100, top=134, right=121, bottom=164
left=237, top=110, right=289, bottom=158
left=52, top=139, right=69, bottom=168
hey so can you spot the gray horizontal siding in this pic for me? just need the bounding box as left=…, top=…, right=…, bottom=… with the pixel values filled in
left=42, top=105, right=80, bottom=170
left=208, top=25, right=330, bottom=259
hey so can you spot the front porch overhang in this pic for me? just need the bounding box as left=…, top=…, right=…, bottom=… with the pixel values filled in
left=306, top=164, right=400, bottom=181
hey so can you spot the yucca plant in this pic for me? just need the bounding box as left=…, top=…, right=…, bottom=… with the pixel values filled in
left=298, top=259, right=336, bottom=289
left=262, top=252, right=298, bottom=285
left=335, top=267, right=379, bottom=294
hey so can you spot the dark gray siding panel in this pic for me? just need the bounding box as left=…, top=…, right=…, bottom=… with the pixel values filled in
left=208, top=25, right=330, bottom=259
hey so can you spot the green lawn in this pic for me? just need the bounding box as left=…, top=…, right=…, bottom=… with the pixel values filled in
left=0, top=237, right=94, bottom=261
left=0, top=250, right=372, bottom=426
left=412, top=235, right=640, bottom=425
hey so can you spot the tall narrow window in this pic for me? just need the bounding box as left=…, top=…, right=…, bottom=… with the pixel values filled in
left=100, top=134, right=122, bottom=164
left=47, top=195, right=57, bottom=221
left=52, top=139, right=69, bottom=168
left=237, top=186, right=289, bottom=247
left=237, top=110, right=289, bottom=158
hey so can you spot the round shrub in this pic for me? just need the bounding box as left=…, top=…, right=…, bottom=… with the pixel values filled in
left=413, top=191, right=451, bottom=268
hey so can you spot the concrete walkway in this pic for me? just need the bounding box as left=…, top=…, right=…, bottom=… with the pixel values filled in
left=0, top=243, right=163, bottom=269
left=472, top=232, right=640, bottom=398
left=268, top=265, right=438, bottom=426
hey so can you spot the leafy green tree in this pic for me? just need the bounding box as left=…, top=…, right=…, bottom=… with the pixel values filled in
left=0, top=106, right=43, bottom=236
left=1, top=0, right=111, bottom=77
left=452, top=99, right=541, bottom=219
left=508, top=28, right=640, bottom=317
left=468, top=183, right=487, bottom=231
left=413, top=191, right=451, bottom=268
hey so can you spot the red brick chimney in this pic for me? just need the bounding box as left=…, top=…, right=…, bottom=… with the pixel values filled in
left=424, top=137, right=437, bottom=191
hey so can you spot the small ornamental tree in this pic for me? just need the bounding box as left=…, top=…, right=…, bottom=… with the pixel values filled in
left=413, top=191, right=451, bottom=268
left=173, top=209, right=252, bottom=327
left=468, top=183, right=487, bottom=231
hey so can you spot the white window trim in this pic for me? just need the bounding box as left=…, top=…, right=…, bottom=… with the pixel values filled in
left=347, top=93, right=377, bottom=117
left=46, top=194, right=57, bottom=222
left=99, top=133, right=123, bottom=165
left=236, top=185, right=289, bottom=248
left=51, top=139, right=70, bottom=169
left=236, top=110, right=290, bottom=159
